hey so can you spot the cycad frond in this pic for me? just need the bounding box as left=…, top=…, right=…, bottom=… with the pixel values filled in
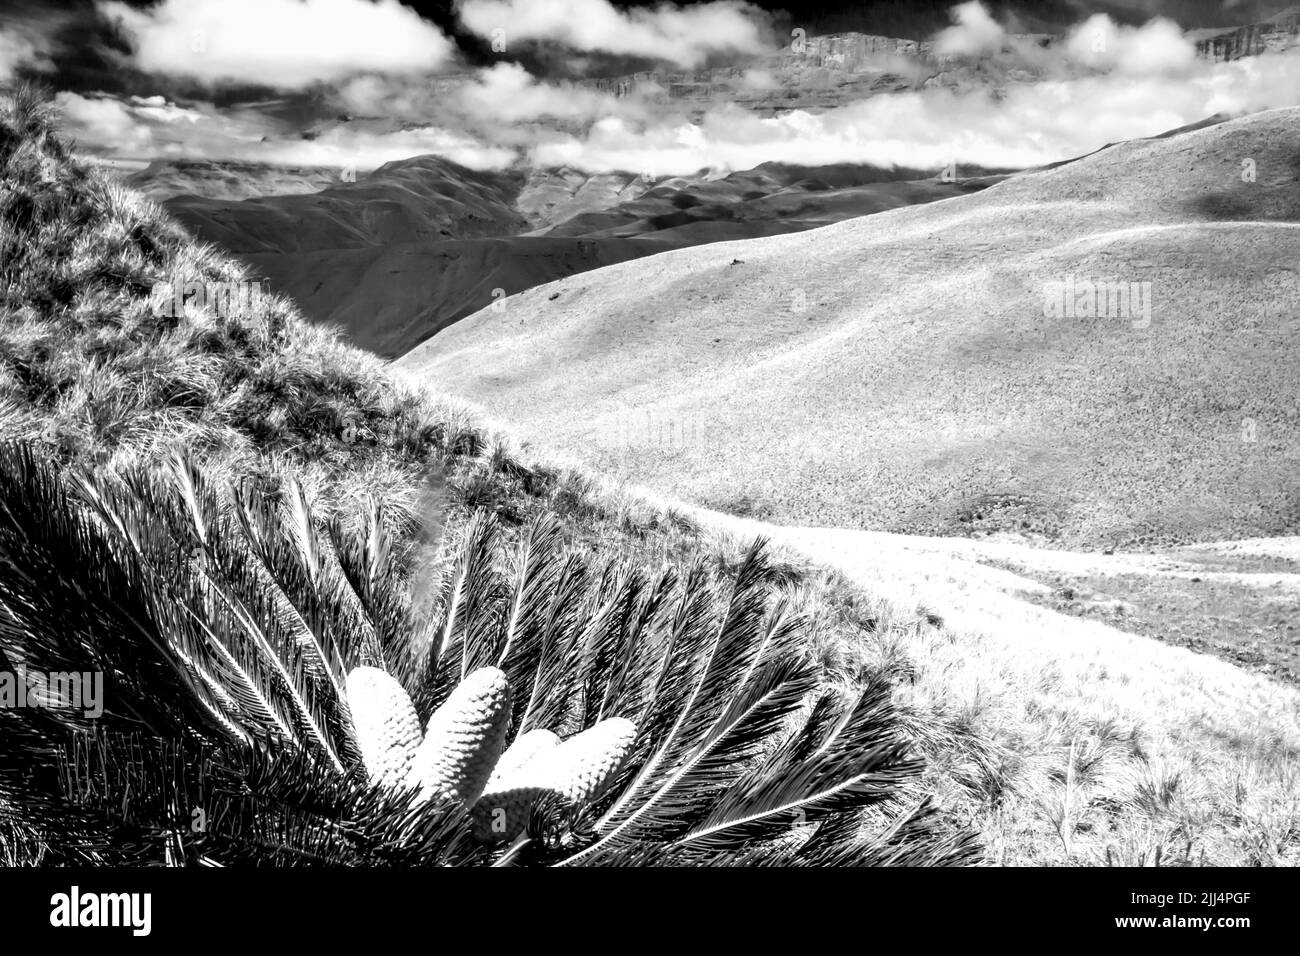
left=0, top=442, right=977, bottom=866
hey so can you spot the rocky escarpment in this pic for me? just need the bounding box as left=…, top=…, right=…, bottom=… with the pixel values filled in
left=1192, top=6, right=1300, bottom=60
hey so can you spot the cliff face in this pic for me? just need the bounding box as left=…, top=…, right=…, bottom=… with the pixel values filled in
left=1194, top=7, right=1300, bottom=60
left=572, top=34, right=945, bottom=116
left=572, top=19, right=1296, bottom=114
left=568, top=32, right=1076, bottom=115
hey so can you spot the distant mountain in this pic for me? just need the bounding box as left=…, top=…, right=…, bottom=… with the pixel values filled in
left=162, top=155, right=529, bottom=254
left=124, top=160, right=344, bottom=203
left=542, top=161, right=1008, bottom=242
left=152, top=155, right=1001, bottom=358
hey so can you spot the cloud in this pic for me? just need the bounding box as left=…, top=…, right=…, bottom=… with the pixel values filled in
left=451, top=62, right=638, bottom=122
left=934, top=3, right=1200, bottom=75
left=97, top=0, right=457, bottom=89
left=256, top=124, right=517, bottom=172
left=55, top=89, right=517, bottom=171
left=39, top=1, right=1300, bottom=184
left=339, top=62, right=640, bottom=126
left=455, top=0, right=773, bottom=69
left=934, top=1, right=1007, bottom=57
left=1063, top=14, right=1197, bottom=74
left=528, top=44, right=1300, bottom=174
left=55, top=92, right=161, bottom=154
left=0, top=22, right=53, bottom=81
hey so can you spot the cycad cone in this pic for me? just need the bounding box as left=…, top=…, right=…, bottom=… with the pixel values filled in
left=488, top=728, right=560, bottom=786
left=542, top=717, right=637, bottom=804
left=345, top=666, right=422, bottom=789
left=410, top=666, right=512, bottom=807
left=473, top=717, right=637, bottom=843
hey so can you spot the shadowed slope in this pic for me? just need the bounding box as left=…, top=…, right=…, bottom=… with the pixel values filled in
left=399, top=108, right=1300, bottom=547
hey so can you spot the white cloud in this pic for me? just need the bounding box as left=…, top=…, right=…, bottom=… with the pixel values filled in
left=933, top=4, right=1199, bottom=76
left=452, top=62, right=642, bottom=123
left=54, top=92, right=160, bottom=154
left=455, top=0, right=772, bottom=69
left=934, top=1, right=1007, bottom=57
left=1064, top=14, right=1197, bottom=75
left=336, top=60, right=656, bottom=132
left=255, top=124, right=517, bottom=171
left=54, top=89, right=518, bottom=171
left=529, top=45, right=1300, bottom=174
left=97, top=0, right=457, bottom=89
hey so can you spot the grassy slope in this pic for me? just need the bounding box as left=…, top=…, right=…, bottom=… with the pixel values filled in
left=401, top=108, right=1300, bottom=549
left=0, top=89, right=990, bottom=860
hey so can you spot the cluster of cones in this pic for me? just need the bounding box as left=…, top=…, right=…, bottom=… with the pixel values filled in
left=345, top=666, right=636, bottom=843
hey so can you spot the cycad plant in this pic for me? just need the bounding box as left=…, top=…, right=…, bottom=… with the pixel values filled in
left=0, top=442, right=978, bottom=865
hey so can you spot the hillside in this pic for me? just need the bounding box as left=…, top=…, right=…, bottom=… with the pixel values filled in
left=400, top=108, right=1300, bottom=548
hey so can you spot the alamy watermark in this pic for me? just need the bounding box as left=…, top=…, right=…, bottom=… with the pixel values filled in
left=151, top=279, right=269, bottom=318
left=610, top=409, right=706, bottom=453
left=1042, top=275, right=1153, bottom=329
left=1, top=665, right=103, bottom=718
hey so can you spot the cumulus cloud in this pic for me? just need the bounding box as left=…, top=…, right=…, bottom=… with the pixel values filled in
left=455, top=0, right=772, bottom=69
left=933, top=3, right=1201, bottom=76
left=934, top=1, right=1007, bottom=57
left=56, top=88, right=517, bottom=171
left=55, top=92, right=164, bottom=155
left=97, top=0, right=456, bottom=89
left=335, top=62, right=649, bottom=137
left=452, top=62, right=637, bottom=123
left=1063, top=13, right=1197, bottom=74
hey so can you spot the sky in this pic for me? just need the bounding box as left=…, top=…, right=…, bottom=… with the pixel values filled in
left=1, top=0, right=1298, bottom=174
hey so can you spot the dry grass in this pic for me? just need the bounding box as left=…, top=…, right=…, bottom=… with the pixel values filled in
left=676, top=503, right=1300, bottom=866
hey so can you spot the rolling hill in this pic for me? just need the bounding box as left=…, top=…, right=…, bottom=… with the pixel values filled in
left=398, top=108, right=1300, bottom=548
left=162, top=154, right=529, bottom=253
left=158, top=157, right=994, bottom=357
